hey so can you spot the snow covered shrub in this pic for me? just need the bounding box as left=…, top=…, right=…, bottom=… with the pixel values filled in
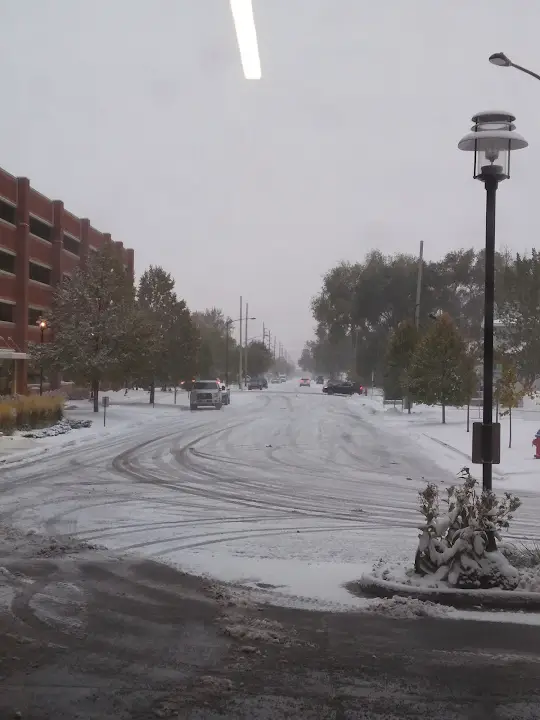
left=23, top=417, right=92, bottom=438
left=415, top=467, right=521, bottom=590
left=501, top=542, right=540, bottom=569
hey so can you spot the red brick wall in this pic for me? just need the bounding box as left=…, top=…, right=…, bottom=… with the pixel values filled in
left=0, top=165, right=135, bottom=392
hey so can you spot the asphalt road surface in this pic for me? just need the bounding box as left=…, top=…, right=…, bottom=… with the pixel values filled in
left=2, top=385, right=540, bottom=718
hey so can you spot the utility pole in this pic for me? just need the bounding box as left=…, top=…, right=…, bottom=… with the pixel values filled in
left=244, top=302, right=249, bottom=386
left=239, top=296, right=243, bottom=389
left=267, top=330, right=271, bottom=353
left=273, top=337, right=276, bottom=359
left=263, top=322, right=265, bottom=346
left=415, top=240, right=424, bottom=329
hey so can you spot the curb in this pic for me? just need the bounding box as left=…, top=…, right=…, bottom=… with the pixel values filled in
left=346, top=574, right=540, bottom=611
left=423, top=434, right=471, bottom=461
left=423, top=434, right=507, bottom=481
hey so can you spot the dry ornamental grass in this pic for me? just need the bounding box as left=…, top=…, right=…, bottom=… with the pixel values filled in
left=0, top=395, right=64, bottom=435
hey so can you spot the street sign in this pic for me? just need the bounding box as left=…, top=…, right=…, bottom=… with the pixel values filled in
left=102, top=395, right=110, bottom=427
left=472, top=422, right=501, bottom=464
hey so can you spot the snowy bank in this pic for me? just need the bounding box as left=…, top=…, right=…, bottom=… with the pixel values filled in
left=352, top=556, right=540, bottom=611
left=350, top=394, right=540, bottom=494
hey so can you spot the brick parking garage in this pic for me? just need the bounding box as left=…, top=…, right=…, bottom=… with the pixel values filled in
left=0, top=167, right=134, bottom=394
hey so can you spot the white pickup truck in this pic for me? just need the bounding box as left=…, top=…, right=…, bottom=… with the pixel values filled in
left=189, top=380, right=231, bottom=410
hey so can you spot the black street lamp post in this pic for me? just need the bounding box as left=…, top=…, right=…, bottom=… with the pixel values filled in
left=489, top=53, right=540, bottom=82
left=38, top=319, right=47, bottom=396
left=458, top=111, right=528, bottom=491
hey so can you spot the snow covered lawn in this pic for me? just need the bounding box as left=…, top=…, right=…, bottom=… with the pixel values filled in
left=350, top=393, right=540, bottom=494
left=0, top=396, right=187, bottom=466
left=0, top=387, right=261, bottom=467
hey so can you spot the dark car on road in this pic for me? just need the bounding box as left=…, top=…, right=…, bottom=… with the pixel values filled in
left=323, top=380, right=363, bottom=396
left=248, top=376, right=266, bottom=390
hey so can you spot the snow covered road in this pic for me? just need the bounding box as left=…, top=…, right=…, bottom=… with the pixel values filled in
left=3, top=383, right=540, bottom=609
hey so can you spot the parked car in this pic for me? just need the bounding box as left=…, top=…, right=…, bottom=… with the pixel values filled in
left=299, top=377, right=311, bottom=387
left=315, top=376, right=324, bottom=385
left=323, top=380, right=362, bottom=396
left=270, top=376, right=281, bottom=384
left=190, top=380, right=223, bottom=410
left=221, top=384, right=231, bottom=405
left=248, top=377, right=265, bottom=390
left=279, top=374, right=287, bottom=383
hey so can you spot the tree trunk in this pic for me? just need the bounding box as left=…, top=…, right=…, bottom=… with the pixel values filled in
left=509, top=407, right=512, bottom=449
left=149, top=380, right=155, bottom=406
left=466, top=403, right=470, bottom=432
left=442, top=403, right=446, bottom=424
left=92, top=378, right=99, bottom=413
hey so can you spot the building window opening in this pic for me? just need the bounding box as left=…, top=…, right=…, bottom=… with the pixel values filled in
left=0, top=249, right=15, bottom=274
left=29, top=216, right=52, bottom=242
left=63, top=233, right=80, bottom=256
left=0, top=301, right=14, bottom=323
left=29, top=261, right=51, bottom=285
left=28, top=307, right=43, bottom=326
left=0, top=198, right=16, bottom=226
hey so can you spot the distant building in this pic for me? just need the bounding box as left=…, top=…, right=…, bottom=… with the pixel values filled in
left=0, top=167, right=134, bottom=394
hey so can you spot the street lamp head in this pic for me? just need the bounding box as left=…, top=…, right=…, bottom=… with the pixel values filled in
left=38, top=319, right=47, bottom=329
left=458, top=110, right=528, bottom=182
left=489, top=52, right=511, bottom=67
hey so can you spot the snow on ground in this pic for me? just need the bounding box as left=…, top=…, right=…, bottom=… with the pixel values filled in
left=350, top=392, right=540, bottom=494
left=0, top=387, right=259, bottom=466
left=2, top=381, right=540, bottom=621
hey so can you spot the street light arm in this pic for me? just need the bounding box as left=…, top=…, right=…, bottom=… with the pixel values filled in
left=509, top=61, right=540, bottom=82
left=227, top=316, right=256, bottom=325
left=489, top=52, right=540, bottom=82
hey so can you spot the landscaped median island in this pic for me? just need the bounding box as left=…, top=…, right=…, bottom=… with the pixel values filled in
left=348, top=468, right=540, bottom=611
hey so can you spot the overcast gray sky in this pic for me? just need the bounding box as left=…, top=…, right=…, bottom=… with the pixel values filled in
left=1, top=1, right=539, bottom=362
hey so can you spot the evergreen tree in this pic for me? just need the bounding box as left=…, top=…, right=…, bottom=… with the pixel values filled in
left=408, top=314, right=474, bottom=423
left=137, top=266, right=178, bottom=403
left=30, top=245, right=140, bottom=412
left=166, top=300, right=199, bottom=387
left=137, top=267, right=199, bottom=399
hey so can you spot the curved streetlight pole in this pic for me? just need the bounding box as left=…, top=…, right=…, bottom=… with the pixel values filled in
left=225, top=316, right=255, bottom=387
left=489, top=53, right=540, bottom=82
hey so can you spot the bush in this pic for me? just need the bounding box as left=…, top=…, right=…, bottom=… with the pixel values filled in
left=0, top=403, right=16, bottom=435
left=414, top=467, right=522, bottom=590
left=0, top=395, right=64, bottom=435
left=501, top=542, right=540, bottom=569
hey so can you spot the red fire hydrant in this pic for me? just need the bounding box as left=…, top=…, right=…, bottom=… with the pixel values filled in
left=533, top=435, right=540, bottom=459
